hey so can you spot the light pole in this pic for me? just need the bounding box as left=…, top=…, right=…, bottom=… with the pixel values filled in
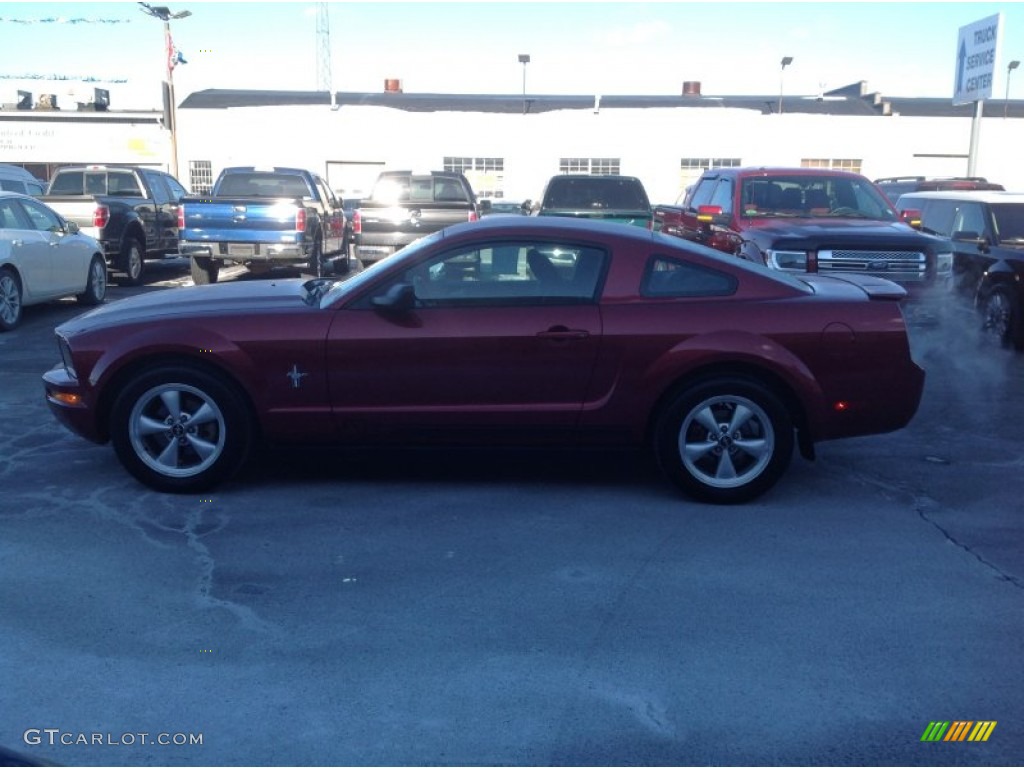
left=139, top=3, right=191, bottom=178
left=1005, top=60, right=1020, bottom=119
left=518, top=53, right=530, bottom=114
left=779, top=56, right=793, bottom=114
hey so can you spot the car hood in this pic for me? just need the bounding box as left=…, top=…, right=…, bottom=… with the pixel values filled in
left=57, top=279, right=314, bottom=335
left=744, top=218, right=941, bottom=249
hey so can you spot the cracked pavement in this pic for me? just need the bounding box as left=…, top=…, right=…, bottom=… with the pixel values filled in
left=1, top=273, right=1022, bottom=766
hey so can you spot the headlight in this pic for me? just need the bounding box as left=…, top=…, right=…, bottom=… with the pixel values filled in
left=56, top=334, right=77, bottom=379
left=935, top=252, right=953, bottom=274
left=767, top=250, right=808, bottom=271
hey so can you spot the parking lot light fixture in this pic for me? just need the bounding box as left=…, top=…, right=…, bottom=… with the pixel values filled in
left=139, top=2, right=191, bottom=178
left=518, top=53, right=530, bottom=114
left=1006, top=60, right=1020, bottom=119
left=779, top=56, right=794, bottom=114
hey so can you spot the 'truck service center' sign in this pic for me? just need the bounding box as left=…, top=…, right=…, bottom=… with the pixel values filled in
left=953, top=13, right=1003, bottom=105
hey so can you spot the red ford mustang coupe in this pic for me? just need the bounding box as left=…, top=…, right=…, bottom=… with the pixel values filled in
left=43, top=217, right=925, bottom=503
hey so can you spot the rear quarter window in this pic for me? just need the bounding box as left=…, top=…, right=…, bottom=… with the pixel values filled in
left=642, top=255, right=738, bottom=298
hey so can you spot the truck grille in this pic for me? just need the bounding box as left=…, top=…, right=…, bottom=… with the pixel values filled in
left=818, top=249, right=927, bottom=281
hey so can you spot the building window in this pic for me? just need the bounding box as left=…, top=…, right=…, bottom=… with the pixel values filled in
left=680, top=158, right=741, bottom=171
left=559, top=158, right=621, bottom=175
left=801, top=158, right=862, bottom=173
left=445, top=157, right=505, bottom=199
left=189, top=160, right=213, bottom=194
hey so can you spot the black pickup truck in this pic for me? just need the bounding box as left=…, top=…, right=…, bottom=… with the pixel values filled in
left=42, top=165, right=187, bottom=284
left=353, top=171, right=485, bottom=265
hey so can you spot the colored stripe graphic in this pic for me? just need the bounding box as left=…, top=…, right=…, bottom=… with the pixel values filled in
left=969, top=722, right=997, bottom=742
left=944, top=721, right=973, bottom=741
left=920, top=721, right=996, bottom=742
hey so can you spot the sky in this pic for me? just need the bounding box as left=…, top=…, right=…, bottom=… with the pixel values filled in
left=1, top=1, right=1023, bottom=110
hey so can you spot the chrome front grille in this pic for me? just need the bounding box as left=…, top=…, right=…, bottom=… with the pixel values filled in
left=818, top=249, right=927, bottom=280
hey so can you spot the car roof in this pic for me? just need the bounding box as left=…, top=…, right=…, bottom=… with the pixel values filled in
left=896, top=190, right=1024, bottom=205
left=706, top=167, right=867, bottom=179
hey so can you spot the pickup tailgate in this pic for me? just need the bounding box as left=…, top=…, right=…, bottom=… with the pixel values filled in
left=41, top=196, right=105, bottom=233
left=181, top=196, right=305, bottom=244
left=358, top=202, right=474, bottom=242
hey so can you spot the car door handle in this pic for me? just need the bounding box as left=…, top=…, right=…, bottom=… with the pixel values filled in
left=537, top=326, right=590, bottom=340
left=11, top=239, right=23, bottom=246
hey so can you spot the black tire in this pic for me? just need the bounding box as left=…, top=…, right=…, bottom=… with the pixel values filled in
left=190, top=256, right=219, bottom=285
left=0, top=267, right=23, bottom=332
left=119, top=238, right=145, bottom=286
left=654, top=378, right=794, bottom=504
left=76, top=255, right=108, bottom=306
left=110, top=364, right=253, bottom=493
left=980, top=286, right=1023, bottom=350
left=308, top=235, right=325, bottom=278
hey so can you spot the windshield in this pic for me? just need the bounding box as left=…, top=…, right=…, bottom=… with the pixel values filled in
left=739, top=176, right=897, bottom=221
left=318, top=231, right=445, bottom=307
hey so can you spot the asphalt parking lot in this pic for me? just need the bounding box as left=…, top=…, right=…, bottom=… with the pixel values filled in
left=1, top=258, right=1022, bottom=766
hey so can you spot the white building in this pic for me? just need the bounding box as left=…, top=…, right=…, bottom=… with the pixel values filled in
left=3, top=81, right=1021, bottom=204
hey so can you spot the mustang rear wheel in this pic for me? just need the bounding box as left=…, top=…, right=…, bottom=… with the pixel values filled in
left=110, top=365, right=252, bottom=493
left=655, top=378, right=793, bottom=504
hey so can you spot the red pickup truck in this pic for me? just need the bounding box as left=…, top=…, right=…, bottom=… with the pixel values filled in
left=653, top=167, right=953, bottom=290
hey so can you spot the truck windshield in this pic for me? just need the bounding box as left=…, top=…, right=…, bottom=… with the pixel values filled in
left=740, top=176, right=897, bottom=221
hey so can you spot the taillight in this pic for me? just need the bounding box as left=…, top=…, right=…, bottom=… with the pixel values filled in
left=353, top=209, right=361, bottom=235
left=177, top=205, right=185, bottom=230
left=296, top=208, right=306, bottom=233
left=468, top=211, right=478, bottom=222
left=93, top=205, right=110, bottom=228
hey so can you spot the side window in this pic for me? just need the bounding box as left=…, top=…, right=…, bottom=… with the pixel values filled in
left=0, top=198, right=26, bottom=228
left=0, top=180, right=27, bottom=193
left=17, top=198, right=63, bottom=233
left=163, top=175, right=188, bottom=200
left=109, top=172, right=143, bottom=197
left=952, top=203, right=987, bottom=237
left=916, top=200, right=956, bottom=237
left=142, top=171, right=171, bottom=204
left=686, top=177, right=717, bottom=210
left=708, top=179, right=733, bottom=214
left=395, top=242, right=606, bottom=306
left=642, top=255, right=738, bottom=298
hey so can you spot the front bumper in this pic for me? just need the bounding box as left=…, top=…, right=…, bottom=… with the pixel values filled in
left=43, top=365, right=106, bottom=444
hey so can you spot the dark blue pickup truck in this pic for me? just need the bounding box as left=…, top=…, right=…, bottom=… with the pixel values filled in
left=179, top=166, right=347, bottom=284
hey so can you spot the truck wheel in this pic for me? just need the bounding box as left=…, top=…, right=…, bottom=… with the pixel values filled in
left=981, top=287, right=1023, bottom=350
left=0, top=268, right=23, bottom=332
left=653, top=378, right=793, bottom=504
left=110, top=364, right=253, bottom=493
left=191, top=257, right=219, bottom=285
left=76, top=255, right=107, bottom=306
left=119, top=238, right=145, bottom=286
left=308, top=236, right=325, bottom=278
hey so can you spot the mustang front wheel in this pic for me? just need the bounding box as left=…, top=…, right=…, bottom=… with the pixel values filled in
left=111, top=365, right=252, bottom=493
left=655, top=378, right=794, bottom=504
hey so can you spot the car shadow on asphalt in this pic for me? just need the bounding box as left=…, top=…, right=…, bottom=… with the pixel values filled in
left=240, top=444, right=663, bottom=491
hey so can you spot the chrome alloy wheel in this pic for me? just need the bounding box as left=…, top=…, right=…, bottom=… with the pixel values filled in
left=128, top=383, right=227, bottom=478
left=678, top=394, right=775, bottom=489
left=983, top=290, right=1012, bottom=341
left=0, top=271, right=21, bottom=327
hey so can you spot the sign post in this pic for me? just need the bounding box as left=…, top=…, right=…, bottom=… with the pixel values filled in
left=953, top=13, right=1002, bottom=175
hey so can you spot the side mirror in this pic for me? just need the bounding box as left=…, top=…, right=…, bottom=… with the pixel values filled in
left=900, top=209, right=922, bottom=229
left=478, top=199, right=492, bottom=214
left=63, top=220, right=80, bottom=235
left=371, top=282, right=416, bottom=312
left=520, top=200, right=532, bottom=214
